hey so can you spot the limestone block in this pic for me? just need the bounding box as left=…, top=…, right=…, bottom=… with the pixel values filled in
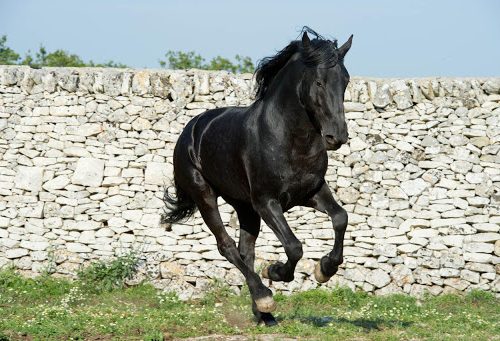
left=15, top=166, right=44, bottom=192
left=145, top=162, right=172, bottom=185
left=71, top=158, right=104, bottom=187
left=42, top=175, right=70, bottom=190
left=400, top=178, right=428, bottom=196
left=365, top=269, right=391, bottom=288
left=5, top=248, right=29, bottom=259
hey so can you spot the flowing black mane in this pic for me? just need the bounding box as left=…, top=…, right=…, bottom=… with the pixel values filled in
left=254, top=27, right=339, bottom=100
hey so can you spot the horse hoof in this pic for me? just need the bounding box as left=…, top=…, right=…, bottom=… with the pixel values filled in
left=314, top=261, right=331, bottom=283
left=262, top=266, right=270, bottom=279
left=255, top=296, right=277, bottom=313
left=258, top=314, right=278, bottom=327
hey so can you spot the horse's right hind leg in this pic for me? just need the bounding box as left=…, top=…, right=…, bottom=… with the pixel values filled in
left=235, top=205, right=277, bottom=326
left=182, top=170, right=276, bottom=313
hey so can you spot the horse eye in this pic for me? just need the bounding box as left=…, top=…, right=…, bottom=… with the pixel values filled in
left=316, top=81, right=323, bottom=87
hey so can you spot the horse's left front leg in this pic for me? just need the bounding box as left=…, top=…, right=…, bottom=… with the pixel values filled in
left=254, top=198, right=303, bottom=283
left=306, top=182, right=348, bottom=283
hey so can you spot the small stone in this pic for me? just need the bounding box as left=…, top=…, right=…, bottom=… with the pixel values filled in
left=67, top=243, right=92, bottom=253
left=463, top=253, right=491, bottom=263
left=337, top=188, right=359, bottom=204
left=104, top=195, right=129, bottom=207
left=15, top=166, right=44, bottom=192
left=463, top=242, right=494, bottom=254
left=42, top=175, right=70, bottom=190
left=469, top=136, right=490, bottom=148
left=450, top=161, right=472, bottom=174
left=460, top=270, right=480, bottom=284
left=408, top=229, right=438, bottom=238
left=396, top=140, right=413, bottom=152
left=373, top=83, right=391, bottom=108
left=72, top=158, right=105, bottom=187
left=160, top=262, right=185, bottom=278
left=365, top=269, right=391, bottom=288
left=469, top=233, right=499, bottom=243
left=349, top=137, right=368, bottom=152
left=77, top=123, right=102, bottom=136
left=443, top=278, right=469, bottom=291
left=145, top=162, right=172, bottom=185
left=401, top=178, right=428, bottom=196
left=344, top=102, right=366, bottom=112
left=397, top=244, right=421, bottom=253
left=6, top=248, right=29, bottom=259
left=391, top=264, right=414, bottom=286
left=132, top=117, right=152, bottom=131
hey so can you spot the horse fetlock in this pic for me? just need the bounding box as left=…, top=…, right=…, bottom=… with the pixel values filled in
left=262, top=262, right=294, bottom=282
left=255, top=296, right=277, bottom=313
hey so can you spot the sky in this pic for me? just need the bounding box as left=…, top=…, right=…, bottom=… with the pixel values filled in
left=1, top=0, right=499, bottom=77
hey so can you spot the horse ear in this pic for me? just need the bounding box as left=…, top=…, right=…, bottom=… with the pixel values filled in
left=302, top=31, right=311, bottom=48
left=338, top=34, right=353, bottom=58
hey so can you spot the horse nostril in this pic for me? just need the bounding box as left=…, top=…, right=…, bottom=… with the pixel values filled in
left=325, top=135, right=337, bottom=144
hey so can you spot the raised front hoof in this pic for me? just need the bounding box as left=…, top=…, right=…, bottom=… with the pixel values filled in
left=262, top=265, right=270, bottom=279
left=255, top=296, right=277, bottom=313
left=257, top=312, right=278, bottom=327
left=262, top=262, right=294, bottom=282
left=314, top=261, right=333, bottom=283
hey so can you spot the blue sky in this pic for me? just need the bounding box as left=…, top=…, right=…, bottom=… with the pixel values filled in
left=1, top=0, right=499, bottom=77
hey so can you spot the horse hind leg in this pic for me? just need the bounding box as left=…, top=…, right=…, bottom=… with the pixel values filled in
left=183, top=172, right=276, bottom=313
left=235, top=205, right=278, bottom=326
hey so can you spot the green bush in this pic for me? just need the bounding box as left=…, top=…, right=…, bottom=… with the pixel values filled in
left=76, top=251, right=140, bottom=292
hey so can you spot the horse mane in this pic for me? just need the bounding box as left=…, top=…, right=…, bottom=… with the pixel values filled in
left=254, top=27, right=339, bottom=100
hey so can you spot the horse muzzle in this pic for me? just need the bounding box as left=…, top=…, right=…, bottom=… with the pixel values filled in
left=324, top=134, right=348, bottom=150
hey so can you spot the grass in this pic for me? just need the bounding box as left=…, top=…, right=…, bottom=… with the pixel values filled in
left=0, top=267, right=498, bottom=341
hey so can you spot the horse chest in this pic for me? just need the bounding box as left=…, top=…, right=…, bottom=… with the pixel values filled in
left=273, top=152, right=327, bottom=203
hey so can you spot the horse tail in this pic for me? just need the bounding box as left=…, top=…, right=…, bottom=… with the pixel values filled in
left=161, top=180, right=197, bottom=229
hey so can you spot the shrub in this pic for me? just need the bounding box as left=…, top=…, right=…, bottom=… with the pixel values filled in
left=76, top=251, right=140, bottom=292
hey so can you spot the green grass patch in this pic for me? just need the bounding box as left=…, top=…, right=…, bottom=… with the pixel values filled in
left=0, top=267, right=498, bottom=340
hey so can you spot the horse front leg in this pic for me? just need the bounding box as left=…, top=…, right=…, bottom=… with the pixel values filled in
left=254, top=198, right=303, bottom=283
left=306, top=182, right=348, bottom=283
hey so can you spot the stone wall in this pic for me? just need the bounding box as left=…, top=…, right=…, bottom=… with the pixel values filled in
left=0, top=65, right=499, bottom=299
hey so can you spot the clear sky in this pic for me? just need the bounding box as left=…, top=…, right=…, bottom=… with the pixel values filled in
left=1, top=0, right=499, bottom=77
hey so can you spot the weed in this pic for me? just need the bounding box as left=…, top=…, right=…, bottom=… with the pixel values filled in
left=77, top=251, right=140, bottom=292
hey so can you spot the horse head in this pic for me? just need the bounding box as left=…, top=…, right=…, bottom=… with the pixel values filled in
left=299, top=31, right=353, bottom=150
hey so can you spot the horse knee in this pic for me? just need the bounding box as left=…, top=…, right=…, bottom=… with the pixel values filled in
left=332, top=208, right=348, bottom=231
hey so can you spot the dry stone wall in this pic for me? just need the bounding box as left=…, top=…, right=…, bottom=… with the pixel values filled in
left=0, top=66, right=499, bottom=299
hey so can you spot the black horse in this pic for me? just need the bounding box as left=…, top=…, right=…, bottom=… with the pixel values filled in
left=163, top=27, right=353, bottom=326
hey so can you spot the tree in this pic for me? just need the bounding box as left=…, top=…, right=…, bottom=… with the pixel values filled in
left=88, top=60, right=128, bottom=68
left=0, top=36, right=127, bottom=68
left=20, top=46, right=128, bottom=68
left=0, top=35, right=20, bottom=65
left=21, top=46, right=86, bottom=68
left=160, top=50, right=254, bottom=73
left=159, top=51, right=205, bottom=70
